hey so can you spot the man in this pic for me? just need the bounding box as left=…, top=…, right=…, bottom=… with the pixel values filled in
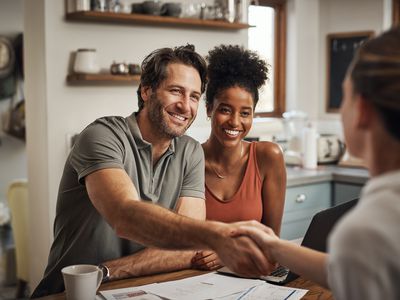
left=32, top=45, right=272, bottom=297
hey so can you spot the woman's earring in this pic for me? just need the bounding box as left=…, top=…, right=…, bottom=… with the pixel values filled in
left=207, top=116, right=211, bottom=121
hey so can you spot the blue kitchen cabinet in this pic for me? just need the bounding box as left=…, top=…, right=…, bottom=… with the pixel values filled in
left=333, top=182, right=363, bottom=206
left=280, top=182, right=331, bottom=240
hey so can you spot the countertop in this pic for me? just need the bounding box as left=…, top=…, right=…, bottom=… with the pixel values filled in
left=286, top=165, right=369, bottom=187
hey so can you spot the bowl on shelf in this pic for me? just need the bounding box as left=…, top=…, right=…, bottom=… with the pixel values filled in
left=128, top=64, right=141, bottom=75
left=131, top=3, right=143, bottom=14
left=110, top=62, right=129, bottom=75
left=161, top=3, right=182, bottom=17
left=141, top=0, right=162, bottom=15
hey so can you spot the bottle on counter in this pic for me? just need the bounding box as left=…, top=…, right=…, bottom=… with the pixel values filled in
left=302, top=122, right=318, bottom=169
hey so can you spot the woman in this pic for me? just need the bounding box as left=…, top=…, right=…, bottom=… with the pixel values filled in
left=233, top=27, right=400, bottom=299
left=192, top=45, right=286, bottom=270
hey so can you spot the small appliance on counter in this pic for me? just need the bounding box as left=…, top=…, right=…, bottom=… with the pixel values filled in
left=280, top=111, right=345, bottom=167
left=281, top=110, right=308, bottom=166
left=317, top=134, right=345, bottom=164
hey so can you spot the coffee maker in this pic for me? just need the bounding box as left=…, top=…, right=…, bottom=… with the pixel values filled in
left=281, top=110, right=308, bottom=165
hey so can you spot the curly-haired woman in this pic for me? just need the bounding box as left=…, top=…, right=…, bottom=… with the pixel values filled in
left=192, top=45, right=286, bottom=270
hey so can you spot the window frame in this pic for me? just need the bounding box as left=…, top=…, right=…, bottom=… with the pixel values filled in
left=394, top=0, right=400, bottom=26
left=250, top=0, right=287, bottom=118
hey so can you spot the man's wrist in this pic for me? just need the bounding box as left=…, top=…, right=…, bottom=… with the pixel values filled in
left=201, top=221, right=228, bottom=251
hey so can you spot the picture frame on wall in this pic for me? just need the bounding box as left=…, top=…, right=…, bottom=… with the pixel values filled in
left=326, top=31, right=374, bottom=113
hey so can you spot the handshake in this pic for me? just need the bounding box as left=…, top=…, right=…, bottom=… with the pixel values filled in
left=194, top=220, right=280, bottom=278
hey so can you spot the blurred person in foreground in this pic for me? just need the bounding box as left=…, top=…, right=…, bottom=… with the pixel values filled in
left=233, top=27, right=400, bottom=300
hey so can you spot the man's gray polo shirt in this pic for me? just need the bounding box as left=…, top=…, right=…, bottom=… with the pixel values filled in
left=31, top=113, right=205, bottom=297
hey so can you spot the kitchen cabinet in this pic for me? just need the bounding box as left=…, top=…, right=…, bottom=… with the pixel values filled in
left=281, top=182, right=331, bottom=240
left=333, top=182, right=363, bottom=206
left=281, top=166, right=367, bottom=240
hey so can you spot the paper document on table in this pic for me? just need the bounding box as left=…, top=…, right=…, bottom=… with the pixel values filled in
left=141, top=272, right=264, bottom=300
left=99, top=284, right=162, bottom=300
left=99, top=272, right=308, bottom=300
left=233, top=283, right=308, bottom=300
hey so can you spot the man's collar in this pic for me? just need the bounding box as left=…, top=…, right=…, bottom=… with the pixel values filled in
left=127, top=112, right=175, bottom=153
left=127, top=113, right=150, bottom=150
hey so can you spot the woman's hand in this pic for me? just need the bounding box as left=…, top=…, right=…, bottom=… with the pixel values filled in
left=191, top=250, right=223, bottom=271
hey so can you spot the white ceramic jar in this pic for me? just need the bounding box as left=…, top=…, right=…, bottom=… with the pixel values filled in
left=73, top=49, right=100, bottom=74
left=75, top=0, right=91, bottom=11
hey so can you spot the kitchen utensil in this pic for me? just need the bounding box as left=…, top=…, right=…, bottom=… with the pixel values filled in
left=128, top=64, right=141, bottom=75
left=107, top=0, right=121, bottom=13
left=141, top=0, right=162, bottom=15
left=131, top=3, right=143, bottom=14
left=73, top=49, right=100, bottom=74
left=93, top=0, right=107, bottom=11
left=282, top=110, right=308, bottom=153
left=215, top=0, right=235, bottom=22
left=161, top=2, right=182, bottom=17
left=317, top=134, right=345, bottom=164
left=181, top=3, right=201, bottom=19
left=75, top=0, right=91, bottom=11
left=110, top=62, right=129, bottom=75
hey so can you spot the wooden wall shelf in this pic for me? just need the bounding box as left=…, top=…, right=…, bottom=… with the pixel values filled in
left=65, top=11, right=251, bottom=30
left=67, top=73, right=140, bottom=85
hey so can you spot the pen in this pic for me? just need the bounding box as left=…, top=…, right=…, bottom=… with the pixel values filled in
left=284, top=290, right=296, bottom=300
left=236, top=286, right=257, bottom=300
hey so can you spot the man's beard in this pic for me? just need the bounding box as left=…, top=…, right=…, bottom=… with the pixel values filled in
left=148, top=94, right=194, bottom=139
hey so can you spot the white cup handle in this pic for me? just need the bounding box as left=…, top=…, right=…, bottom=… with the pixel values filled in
left=96, top=268, right=103, bottom=290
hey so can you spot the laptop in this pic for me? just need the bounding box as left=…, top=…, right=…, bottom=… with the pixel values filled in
left=218, top=198, right=359, bottom=285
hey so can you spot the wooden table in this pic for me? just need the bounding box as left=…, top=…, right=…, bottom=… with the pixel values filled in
left=37, top=269, right=333, bottom=300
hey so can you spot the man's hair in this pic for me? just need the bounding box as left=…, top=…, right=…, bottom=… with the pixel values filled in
left=137, top=44, right=207, bottom=111
left=350, top=26, right=400, bottom=141
left=205, top=45, right=269, bottom=110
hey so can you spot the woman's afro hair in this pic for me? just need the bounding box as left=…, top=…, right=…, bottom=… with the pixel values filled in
left=205, top=44, right=269, bottom=108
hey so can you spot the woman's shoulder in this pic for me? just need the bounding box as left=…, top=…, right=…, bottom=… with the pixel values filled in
left=252, top=141, right=285, bottom=174
left=253, top=141, right=284, bottom=160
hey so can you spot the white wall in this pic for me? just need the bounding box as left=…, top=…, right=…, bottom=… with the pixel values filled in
left=285, top=0, right=385, bottom=138
left=318, top=0, right=384, bottom=121
left=0, top=0, right=27, bottom=205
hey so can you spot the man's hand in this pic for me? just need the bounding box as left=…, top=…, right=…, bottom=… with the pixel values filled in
left=230, top=221, right=280, bottom=265
left=209, top=221, right=276, bottom=278
left=191, top=250, right=222, bottom=271
left=231, top=221, right=329, bottom=288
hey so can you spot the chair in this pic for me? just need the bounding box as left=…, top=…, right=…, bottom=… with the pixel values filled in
left=7, top=180, right=29, bottom=298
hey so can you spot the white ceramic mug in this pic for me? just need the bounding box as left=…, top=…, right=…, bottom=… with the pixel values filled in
left=62, top=264, right=102, bottom=300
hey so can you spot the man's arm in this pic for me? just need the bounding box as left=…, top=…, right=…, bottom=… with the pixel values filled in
left=85, top=168, right=273, bottom=277
left=103, top=197, right=206, bottom=280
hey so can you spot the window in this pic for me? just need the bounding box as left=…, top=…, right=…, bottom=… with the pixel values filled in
left=248, top=0, right=286, bottom=117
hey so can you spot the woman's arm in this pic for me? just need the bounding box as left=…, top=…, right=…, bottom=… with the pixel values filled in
left=232, top=225, right=329, bottom=287
left=257, top=142, right=286, bottom=236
